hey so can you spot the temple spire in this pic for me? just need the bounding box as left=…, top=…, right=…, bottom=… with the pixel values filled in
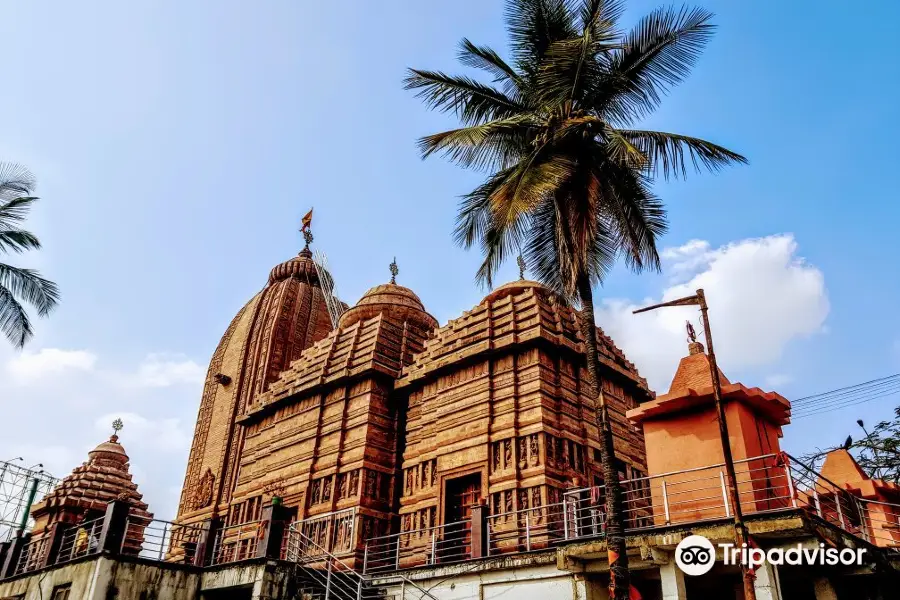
left=389, top=257, right=399, bottom=284
left=517, top=254, right=526, bottom=280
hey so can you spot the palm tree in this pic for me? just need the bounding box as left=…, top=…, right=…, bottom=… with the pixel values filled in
left=405, top=1, right=745, bottom=597
left=0, top=163, right=59, bottom=348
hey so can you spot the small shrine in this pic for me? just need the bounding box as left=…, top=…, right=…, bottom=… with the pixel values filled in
left=29, top=420, right=153, bottom=555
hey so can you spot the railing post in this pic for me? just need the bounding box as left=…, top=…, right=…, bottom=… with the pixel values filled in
left=719, top=471, right=731, bottom=518
left=856, top=499, right=871, bottom=543
left=836, top=493, right=846, bottom=530
left=563, top=496, right=570, bottom=540
left=40, top=523, right=66, bottom=568
left=362, top=542, right=369, bottom=575
left=395, top=534, right=401, bottom=570
left=256, top=503, right=291, bottom=559
left=193, top=518, right=220, bottom=567
left=324, top=557, right=333, bottom=600
left=430, top=529, right=436, bottom=564
left=661, top=481, right=671, bottom=525
left=470, top=502, right=488, bottom=559
left=525, top=513, right=531, bottom=552
left=0, top=533, right=29, bottom=578
left=783, top=461, right=798, bottom=508
left=813, top=489, right=822, bottom=517
left=98, top=500, right=130, bottom=556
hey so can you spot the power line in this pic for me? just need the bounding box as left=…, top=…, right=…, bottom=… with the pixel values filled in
left=791, top=380, right=900, bottom=411
left=791, top=373, right=899, bottom=406
left=791, top=373, right=900, bottom=420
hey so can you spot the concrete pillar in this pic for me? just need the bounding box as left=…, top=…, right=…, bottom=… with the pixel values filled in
left=256, top=503, right=291, bottom=560
left=97, top=500, right=130, bottom=555
left=812, top=577, right=838, bottom=600
left=659, top=561, right=687, bottom=600
left=753, top=562, right=782, bottom=600
left=470, top=502, right=488, bottom=559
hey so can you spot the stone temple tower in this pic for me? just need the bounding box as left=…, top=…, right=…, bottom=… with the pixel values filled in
left=176, top=241, right=334, bottom=525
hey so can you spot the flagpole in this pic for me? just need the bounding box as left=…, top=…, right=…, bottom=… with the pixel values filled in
left=634, top=289, right=757, bottom=600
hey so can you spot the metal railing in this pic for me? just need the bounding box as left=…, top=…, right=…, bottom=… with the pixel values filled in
left=362, top=519, right=472, bottom=575
left=858, top=497, right=900, bottom=549
left=293, top=507, right=357, bottom=557
left=209, top=520, right=264, bottom=565
left=284, top=523, right=438, bottom=600
left=286, top=525, right=381, bottom=600
left=786, top=456, right=870, bottom=541
left=55, top=516, right=104, bottom=565
left=12, top=533, right=50, bottom=576
left=362, top=454, right=804, bottom=573
left=121, top=516, right=204, bottom=564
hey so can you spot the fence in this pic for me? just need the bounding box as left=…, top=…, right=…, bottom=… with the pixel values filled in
left=293, top=508, right=357, bottom=557
left=209, top=520, right=264, bottom=565
left=55, top=516, right=105, bottom=565
left=361, top=453, right=900, bottom=575
left=121, top=516, right=204, bottom=564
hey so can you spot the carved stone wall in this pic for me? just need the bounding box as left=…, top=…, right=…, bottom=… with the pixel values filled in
left=395, top=281, right=651, bottom=535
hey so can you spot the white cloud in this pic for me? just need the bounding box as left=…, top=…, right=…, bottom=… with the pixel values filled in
left=6, top=348, right=97, bottom=383
left=136, top=353, right=204, bottom=387
left=597, top=234, right=828, bottom=392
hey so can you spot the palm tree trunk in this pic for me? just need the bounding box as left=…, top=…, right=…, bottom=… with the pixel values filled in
left=577, top=274, right=631, bottom=600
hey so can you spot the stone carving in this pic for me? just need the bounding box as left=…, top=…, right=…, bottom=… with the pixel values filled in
left=192, top=468, right=215, bottom=510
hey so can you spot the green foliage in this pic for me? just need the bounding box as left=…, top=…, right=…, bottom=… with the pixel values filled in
left=405, top=0, right=746, bottom=298
left=0, top=163, right=59, bottom=348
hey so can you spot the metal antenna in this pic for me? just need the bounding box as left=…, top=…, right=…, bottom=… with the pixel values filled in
left=312, top=250, right=346, bottom=328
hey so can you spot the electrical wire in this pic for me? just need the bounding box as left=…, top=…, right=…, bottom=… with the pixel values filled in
left=790, top=373, right=900, bottom=420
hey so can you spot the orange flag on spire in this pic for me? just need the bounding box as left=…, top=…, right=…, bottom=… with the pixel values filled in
left=300, top=209, right=313, bottom=232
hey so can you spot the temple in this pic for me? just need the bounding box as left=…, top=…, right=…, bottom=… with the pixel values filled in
left=2, top=230, right=899, bottom=600
left=175, top=237, right=652, bottom=566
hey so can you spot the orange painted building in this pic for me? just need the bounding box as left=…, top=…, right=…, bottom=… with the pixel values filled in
left=818, top=449, right=900, bottom=548
left=627, top=341, right=793, bottom=524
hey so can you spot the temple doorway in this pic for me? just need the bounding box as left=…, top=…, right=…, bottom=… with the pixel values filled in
left=442, top=473, right=481, bottom=561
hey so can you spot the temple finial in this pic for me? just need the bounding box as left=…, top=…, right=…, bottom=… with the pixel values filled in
left=686, top=321, right=697, bottom=344
left=517, top=254, right=526, bottom=280
left=686, top=321, right=704, bottom=354
left=300, top=209, right=314, bottom=250
left=111, top=418, right=123, bottom=441
left=389, top=257, right=399, bottom=284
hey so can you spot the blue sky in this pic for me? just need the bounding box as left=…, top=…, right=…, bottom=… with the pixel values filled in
left=1, top=1, right=898, bottom=519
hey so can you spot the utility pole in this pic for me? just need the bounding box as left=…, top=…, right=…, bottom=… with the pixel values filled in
left=634, top=288, right=757, bottom=600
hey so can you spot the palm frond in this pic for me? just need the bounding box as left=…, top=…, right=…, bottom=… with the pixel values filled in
left=505, top=0, right=577, bottom=75
left=618, top=129, right=747, bottom=179
left=592, top=158, right=667, bottom=272
left=416, top=115, right=536, bottom=171
left=404, top=69, right=526, bottom=125
left=488, top=150, right=577, bottom=231
left=454, top=168, right=514, bottom=249
left=0, top=285, right=32, bottom=348
left=595, top=6, right=715, bottom=122
left=474, top=221, right=525, bottom=288
left=0, top=230, right=41, bottom=254
left=0, top=163, right=36, bottom=201
left=458, top=38, right=522, bottom=90
left=0, top=197, right=40, bottom=228
left=0, top=263, right=60, bottom=317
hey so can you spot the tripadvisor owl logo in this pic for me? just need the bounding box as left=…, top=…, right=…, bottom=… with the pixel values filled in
left=675, top=535, right=716, bottom=576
